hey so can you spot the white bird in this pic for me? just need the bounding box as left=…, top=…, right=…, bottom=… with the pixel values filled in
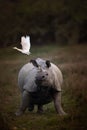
left=13, top=36, right=31, bottom=55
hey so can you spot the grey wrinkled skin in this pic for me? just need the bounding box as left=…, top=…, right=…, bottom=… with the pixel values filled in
left=15, top=58, right=66, bottom=116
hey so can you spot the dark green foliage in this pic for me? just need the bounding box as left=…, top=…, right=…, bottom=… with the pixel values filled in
left=0, top=0, right=87, bottom=47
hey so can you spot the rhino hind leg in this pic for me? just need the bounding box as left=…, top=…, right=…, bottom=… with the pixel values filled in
left=37, top=105, right=43, bottom=113
left=28, top=104, right=34, bottom=111
left=15, top=90, right=30, bottom=116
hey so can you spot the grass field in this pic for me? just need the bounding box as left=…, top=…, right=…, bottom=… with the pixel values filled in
left=0, top=44, right=87, bottom=130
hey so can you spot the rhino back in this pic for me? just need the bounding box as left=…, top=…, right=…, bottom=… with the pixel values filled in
left=23, top=68, right=38, bottom=92
left=18, top=63, right=34, bottom=92
left=49, top=63, right=63, bottom=91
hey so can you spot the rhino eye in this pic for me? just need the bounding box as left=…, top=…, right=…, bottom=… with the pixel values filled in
left=46, top=73, right=48, bottom=76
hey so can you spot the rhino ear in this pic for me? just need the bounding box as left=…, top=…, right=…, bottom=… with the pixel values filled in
left=46, top=60, right=51, bottom=68
left=30, top=59, right=39, bottom=67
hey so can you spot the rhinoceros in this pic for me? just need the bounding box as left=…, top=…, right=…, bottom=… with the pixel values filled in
left=15, top=58, right=66, bottom=116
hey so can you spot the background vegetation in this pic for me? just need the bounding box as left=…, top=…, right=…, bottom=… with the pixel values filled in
left=0, top=0, right=87, bottom=47
left=0, top=44, right=87, bottom=130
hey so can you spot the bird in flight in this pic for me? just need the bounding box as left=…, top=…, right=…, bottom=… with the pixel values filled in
left=13, top=36, right=31, bottom=55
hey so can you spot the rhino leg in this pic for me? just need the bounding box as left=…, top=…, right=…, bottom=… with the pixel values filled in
left=28, top=104, right=34, bottom=111
left=37, top=105, right=43, bottom=113
left=53, top=92, right=66, bottom=115
left=15, top=90, right=30, bottom=116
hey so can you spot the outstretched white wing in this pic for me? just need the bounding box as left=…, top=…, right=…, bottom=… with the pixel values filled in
left=21, top=36, right=31, bottom=52
left=26, top=36, right=31, bottom=51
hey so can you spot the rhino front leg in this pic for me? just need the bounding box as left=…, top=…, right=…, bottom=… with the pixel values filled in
left=37, top=105, right=43, bottom=113
left=15, top=90, right=29, bottom=116
left=53, top=91, right=66, bottom=115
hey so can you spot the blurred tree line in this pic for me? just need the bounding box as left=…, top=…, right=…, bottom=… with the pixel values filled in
left=0, top=0, right=87, bottom=47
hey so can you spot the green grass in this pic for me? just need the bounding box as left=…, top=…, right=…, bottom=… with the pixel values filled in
left=0, top=44, right=87, bottom=130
